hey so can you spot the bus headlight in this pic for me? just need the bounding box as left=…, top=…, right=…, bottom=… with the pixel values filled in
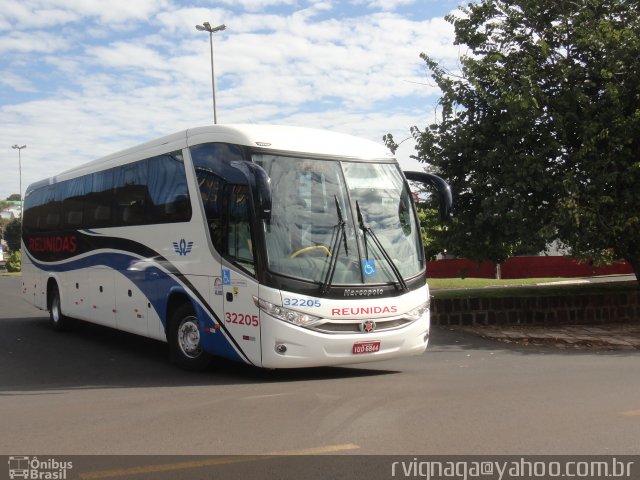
left=405, top=300, right=430, bottom=321
left=253, top=297, right=323, bottom=327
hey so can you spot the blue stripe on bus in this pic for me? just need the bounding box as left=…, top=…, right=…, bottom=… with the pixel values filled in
left=27, top=251, right=245, bottom=364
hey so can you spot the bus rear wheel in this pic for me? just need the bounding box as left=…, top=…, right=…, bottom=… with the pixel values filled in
left=49, top=285, right=72, bottom=331
left=168, top=303, right=212, bottom=371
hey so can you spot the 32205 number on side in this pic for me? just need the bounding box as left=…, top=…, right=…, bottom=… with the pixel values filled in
left=225, top=312, right=259, bottom=327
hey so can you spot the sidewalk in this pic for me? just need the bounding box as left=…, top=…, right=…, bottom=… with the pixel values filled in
left=448, top=322, right=640, bottom=350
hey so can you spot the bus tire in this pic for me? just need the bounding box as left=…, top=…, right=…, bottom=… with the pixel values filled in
left=168, top=303, right=212, bottom=371
left=49, top=285, right=72, bottom=331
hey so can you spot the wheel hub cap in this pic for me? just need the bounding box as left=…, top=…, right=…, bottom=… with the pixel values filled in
left=178, top=318, right=201, bottom=358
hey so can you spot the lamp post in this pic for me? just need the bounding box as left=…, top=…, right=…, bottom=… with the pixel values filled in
left=11, top=144, right=26, bottom=215
left=195, top=22, right=226, bottom=124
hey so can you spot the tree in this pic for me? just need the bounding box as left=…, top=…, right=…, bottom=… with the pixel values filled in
left=400, top=178, right=450, bottom=260
left=6, top=194, right=21, bottom=201
left=389, top=0, right=640, bottom=282
left=6, top=251, right=21, bottom=273
left=4, top=219, right=22, bottom=252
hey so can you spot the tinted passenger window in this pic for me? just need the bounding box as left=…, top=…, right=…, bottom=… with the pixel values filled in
left=147, top=153, right=191, bottom=223
left=85, top=169, right=115, bottom=228
left=115, top=161, right=148, bottom=225
left=62, top=177, right=90, bottom=228
left=22, top=150, right=192, bottom=232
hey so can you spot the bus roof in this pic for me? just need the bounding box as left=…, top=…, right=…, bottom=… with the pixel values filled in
left=29, top=125, right=395, bottom=192
left=186, top=124, right=394, bottom=160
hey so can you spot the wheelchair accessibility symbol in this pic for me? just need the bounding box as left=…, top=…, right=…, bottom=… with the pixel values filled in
left=362, top=259, right=377, bottom=277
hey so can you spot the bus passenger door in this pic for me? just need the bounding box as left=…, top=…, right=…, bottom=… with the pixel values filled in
left=221, top=184, right=261, bottom=366
left=190, top=144, right=262, bottom=366
left=222, top=268, right=261, bottom=366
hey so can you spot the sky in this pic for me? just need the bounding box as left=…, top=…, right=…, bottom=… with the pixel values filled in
left=1, top=0, right=462, bottom=200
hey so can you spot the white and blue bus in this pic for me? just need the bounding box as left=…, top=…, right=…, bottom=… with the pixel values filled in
left=21, top=125, right=452, bottom=370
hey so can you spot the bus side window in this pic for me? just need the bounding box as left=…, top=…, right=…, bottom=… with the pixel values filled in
left=43, top=186, right=62, bottom=232
left=85, top=169, right=115, bottom=228
left=147, top=153, right=192, bottom=223
left=114, top=163, right=149, bottom=225
left=191, top=143, right=256, bottom=275
left=227, top=185, right=253, bottom=264
left=195, top=169, right=225, bottom=253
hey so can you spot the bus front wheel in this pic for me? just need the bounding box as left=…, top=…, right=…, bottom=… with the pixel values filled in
left=49, top=285, right=71, bottom=331
left=168, top=303, right=212, bottom=371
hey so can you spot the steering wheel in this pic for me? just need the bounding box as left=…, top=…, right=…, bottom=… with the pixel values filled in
left=290, top=245, right=332, bottom=258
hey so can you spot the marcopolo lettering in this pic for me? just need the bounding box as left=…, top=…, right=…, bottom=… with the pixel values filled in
left=28, top=235, right=78, bottom=254
left=343, top=288, right=384, bottom=297
left=332, top=305, right=398, bottom=316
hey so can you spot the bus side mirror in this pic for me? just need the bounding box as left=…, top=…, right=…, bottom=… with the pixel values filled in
left=403, top=171, right=453, bottom=222
left=231, top=161, right=272, bottom=221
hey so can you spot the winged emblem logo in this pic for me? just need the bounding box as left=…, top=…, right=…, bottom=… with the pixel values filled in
left=173, top=239, right=194, bottom=256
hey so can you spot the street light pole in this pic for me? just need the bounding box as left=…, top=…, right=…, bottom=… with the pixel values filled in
left=11, top=144, right=26, bottom=214
left=195, top=22, right=226, bottom=124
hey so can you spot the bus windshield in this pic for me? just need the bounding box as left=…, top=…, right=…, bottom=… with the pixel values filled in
left=254, top=154, right=424, bottom=286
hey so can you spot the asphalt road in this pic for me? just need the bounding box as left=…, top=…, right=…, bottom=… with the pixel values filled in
left=1, top=275, right=639, bottom=457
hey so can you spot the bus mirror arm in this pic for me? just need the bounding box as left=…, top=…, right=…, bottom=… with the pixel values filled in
left=252, top=165, right=272, bottom=221
left=231, top=162, right=272, bottom=221
left=403, top=171, right=453, bottom=222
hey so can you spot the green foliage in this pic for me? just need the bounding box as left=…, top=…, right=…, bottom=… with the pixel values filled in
left=6, top=194, right=21, bottom=201
left=417, top=207, right=448, bottom=260
left=409, top=0, right=640, bottom=282
left=4, top=219, right=22, bottom=252
left=6, top=251, right=21, bottom=272
left=401, top=175, right=450, bottom=259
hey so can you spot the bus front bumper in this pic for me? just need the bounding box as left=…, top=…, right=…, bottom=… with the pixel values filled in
left=259, top=313, right=430, bottom=369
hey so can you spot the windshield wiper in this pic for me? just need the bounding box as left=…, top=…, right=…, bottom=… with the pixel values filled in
left=355, top=200, right=408, bottom=292
left=320, top=196, right=348, bottom=295
left=335, top=196, right=349, bottom=256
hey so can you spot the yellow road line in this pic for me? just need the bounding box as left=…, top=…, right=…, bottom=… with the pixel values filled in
left=79, top=443, right=360, bottom=479
left=621, top=409, right=640, bottom=417
left=270, top=443, right=360, bottom=455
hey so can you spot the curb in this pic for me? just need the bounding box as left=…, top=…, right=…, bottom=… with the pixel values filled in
left=446, top=324, right=640, bottom=350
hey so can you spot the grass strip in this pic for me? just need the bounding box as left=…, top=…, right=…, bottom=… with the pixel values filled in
left=430, top=279, right=638, bottom=299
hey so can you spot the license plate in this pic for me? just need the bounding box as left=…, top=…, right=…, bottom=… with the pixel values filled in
left=352, top=341, right=381, bottom=354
